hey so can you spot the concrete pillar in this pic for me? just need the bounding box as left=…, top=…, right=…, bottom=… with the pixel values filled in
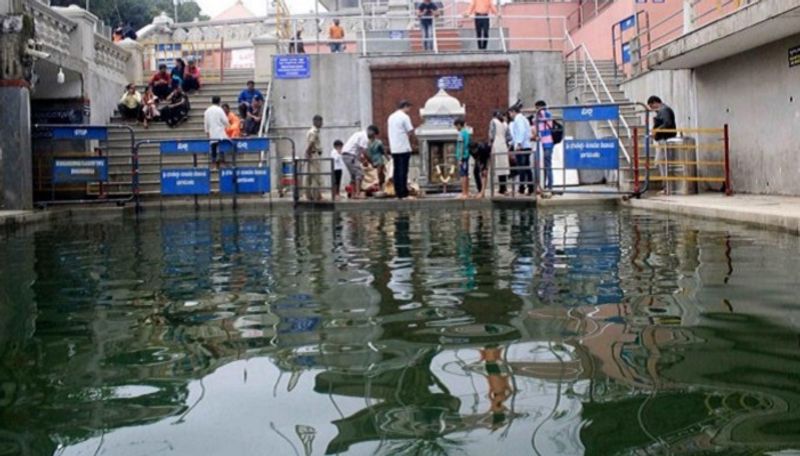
left=56, top=5, right=100, bottom=63
left=0, top=86, right=32, bottom=210
left=253, top=34, right=279, bottom=83
left=386, top=0, right=412, bottom=30
left=683, top=0, right=695, bottom=33
left=117, top=39, right=145, bottom=84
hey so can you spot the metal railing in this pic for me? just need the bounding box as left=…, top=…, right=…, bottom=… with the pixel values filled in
left=636, top=126, right=732, bottom=196
left=277, top=13, right=570, bottom=55
left=564, top=31, right=633, bottom=165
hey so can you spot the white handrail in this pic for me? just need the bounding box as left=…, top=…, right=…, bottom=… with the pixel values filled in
left=565, top=28, right=633, bottom=164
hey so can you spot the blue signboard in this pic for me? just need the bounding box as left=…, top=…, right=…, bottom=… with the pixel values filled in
left=53, top=158, right=108, bottom=183
left=564, top=139, right=619, bottom=170
left=220, top=168, right=271, bottom=194
left=389, top=30, right=405, bottom=40
left=620, top=15, right=636, bottom=31
left=622, top=41, right=633, bottom=64
left=437, top=75, right=464, bottom=91
left=275, top=55, right=311, bottom=79
left=219, top=138, right=270, bottom=154
left=160, top=140, right=213, bottom=155
left=161, top=168, right=211, bottom=195
left=563, top=105, right=620, bottom=122
left=50, top=126, right=108, bottom=141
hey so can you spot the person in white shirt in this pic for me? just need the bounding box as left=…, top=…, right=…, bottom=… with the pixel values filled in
left=342, top=125, right=378, bottom=199
left=330, top=139, right=345, bottom=200
left=204, top=96, right=229, bottom=167
left=387, top=100, right=415, bottom=199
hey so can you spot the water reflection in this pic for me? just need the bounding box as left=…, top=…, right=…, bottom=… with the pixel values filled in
left=0, top=208, right=799, bottom=455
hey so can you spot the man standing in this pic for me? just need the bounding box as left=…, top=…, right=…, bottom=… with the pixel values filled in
left=342, top=126, right=379, bottom=199
left=305, top=115, right=324, bottom=201
left=464, top=0, right=499, bottom=50
left=534, top=100, right=555, bottom=191
left=388, top=100, right=415, bottom=199
left=204, top=96, right=229, bottom=167
left=509, top=106, right=533, bottom=195
left=329, top=19, right=345, bottom=53
left=417, top=0, right=439, bottom=52
left=648, top=95, right=677, bottom=191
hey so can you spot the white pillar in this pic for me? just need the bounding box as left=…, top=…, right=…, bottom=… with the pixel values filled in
left=683, top=0, right=695, bottom=33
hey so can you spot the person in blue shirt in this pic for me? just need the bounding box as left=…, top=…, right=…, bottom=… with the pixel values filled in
left=237, top=80, right=264, bottom=119
left=508, top=105, right=534, bottom=195
left=455, top=118, right=471, bottom=199
left=417, top=0, right=440, bottom=51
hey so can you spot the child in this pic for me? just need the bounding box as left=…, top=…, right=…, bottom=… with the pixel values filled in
left=454, top=118, right=471, bottom=199
left=330, top=140, right=345, bottom=200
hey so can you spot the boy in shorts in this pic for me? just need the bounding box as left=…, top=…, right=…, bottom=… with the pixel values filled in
left=454, top=118, right=471, bottom=199
left=330, top=140, right=344, bottom=200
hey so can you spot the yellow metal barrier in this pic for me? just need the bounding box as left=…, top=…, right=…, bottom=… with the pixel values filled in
left=633, top=125, right=732, bottom=196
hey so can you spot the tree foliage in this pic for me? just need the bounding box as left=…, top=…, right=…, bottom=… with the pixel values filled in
left=49, top=0, right=210, bottom=30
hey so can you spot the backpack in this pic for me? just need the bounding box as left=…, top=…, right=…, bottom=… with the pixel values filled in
left=551, top=120, right=564, bottom=144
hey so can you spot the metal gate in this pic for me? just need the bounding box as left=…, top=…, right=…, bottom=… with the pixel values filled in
left=32, top=124, right=140, bottom=211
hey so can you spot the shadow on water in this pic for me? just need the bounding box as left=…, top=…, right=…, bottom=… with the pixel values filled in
left=0, top=207, right=798, bottom=455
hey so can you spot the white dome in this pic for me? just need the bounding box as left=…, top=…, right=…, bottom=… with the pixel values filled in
left=420, top=89, right=465, bottom=117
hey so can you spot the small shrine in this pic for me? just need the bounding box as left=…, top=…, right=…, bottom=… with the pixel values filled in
left=414, top=89, right=466, bottom=192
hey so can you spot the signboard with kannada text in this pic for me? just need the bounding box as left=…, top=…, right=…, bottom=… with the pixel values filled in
left=275, top=55, right=311, bottom=79
left=790, top=45, right=800, bottom=68
left=160, top=140, right=213, bottom=155
left=50, top=127, right=108, bottom=141
left=563, top=105, right=620, bottom=122
left=161, top=169, right=210, bottom=195
left=52, top=158, right=108, bottom=183
left=564, top=139, right=619, bottom=170
left=220, top=168, right=271, bottom=194
left=620, top=15, right=636, bottom=31
left=437, top=75, right=464, bottom=91
left=219, top=138, right=270, bottom=154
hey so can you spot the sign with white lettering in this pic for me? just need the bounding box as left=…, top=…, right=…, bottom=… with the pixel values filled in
left=50, top=127, right=108, bottom=141
left=52, top=158, right=108, bottom=183
left=789, top=45, right=800, bottom=68
left=563, top=105, right=620, bottom=122
left=620, top=15, right=636, bottom=31
left=564, top=139, right=619, bottom=170
left=274, top=55, right=311, bottom=79
left=220, top=168, right=271, bottom=194
left=160, top=140, right=213, bottom=155
left=621, top=41, right=632, bottom=63
left=161, top=168, right=211, bottom=195
left=437, top=75, right=464, bottom=91
left=219, top=138, right=270, bottom=154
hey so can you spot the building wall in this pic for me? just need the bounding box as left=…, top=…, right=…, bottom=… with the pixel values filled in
left=370, top=61, right=510, bottom=144
left=694, top=33, right=800, bottom=196
left=622, top=32, right=800, bottom=196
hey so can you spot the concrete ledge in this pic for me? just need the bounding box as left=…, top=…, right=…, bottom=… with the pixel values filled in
left=623, top=194, right=800, bottom=235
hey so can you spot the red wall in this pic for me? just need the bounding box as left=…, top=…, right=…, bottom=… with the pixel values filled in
left=370, top=61, right=510, bottom=144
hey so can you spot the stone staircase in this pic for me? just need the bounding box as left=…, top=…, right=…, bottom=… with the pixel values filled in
left=409, top=28, right=462, bottom=53
left=566, top=59, right=657, bottom=192
left=102, top=69, right=268, bottom=196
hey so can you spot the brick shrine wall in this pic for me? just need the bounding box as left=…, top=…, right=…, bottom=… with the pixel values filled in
left=370, top=61, right=510, bottom=147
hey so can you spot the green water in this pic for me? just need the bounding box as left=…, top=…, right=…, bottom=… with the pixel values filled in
left=0, top=208, right=799, bottom=456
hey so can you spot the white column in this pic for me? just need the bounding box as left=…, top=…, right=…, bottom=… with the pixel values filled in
left=683, top=0, right=695, bottom=33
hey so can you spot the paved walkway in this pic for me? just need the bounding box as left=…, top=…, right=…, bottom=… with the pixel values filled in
left=624, top=193, right=800, bottom=234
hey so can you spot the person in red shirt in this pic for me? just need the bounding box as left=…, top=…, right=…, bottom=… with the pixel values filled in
left=182, top=59, right=201, bottom=92
left=149, top=64, right=172, bottom=101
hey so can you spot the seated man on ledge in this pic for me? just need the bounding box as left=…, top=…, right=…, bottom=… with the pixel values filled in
left=118, top=83, right=142, bottom=121
left=237, top=80, right=264, bottom=120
